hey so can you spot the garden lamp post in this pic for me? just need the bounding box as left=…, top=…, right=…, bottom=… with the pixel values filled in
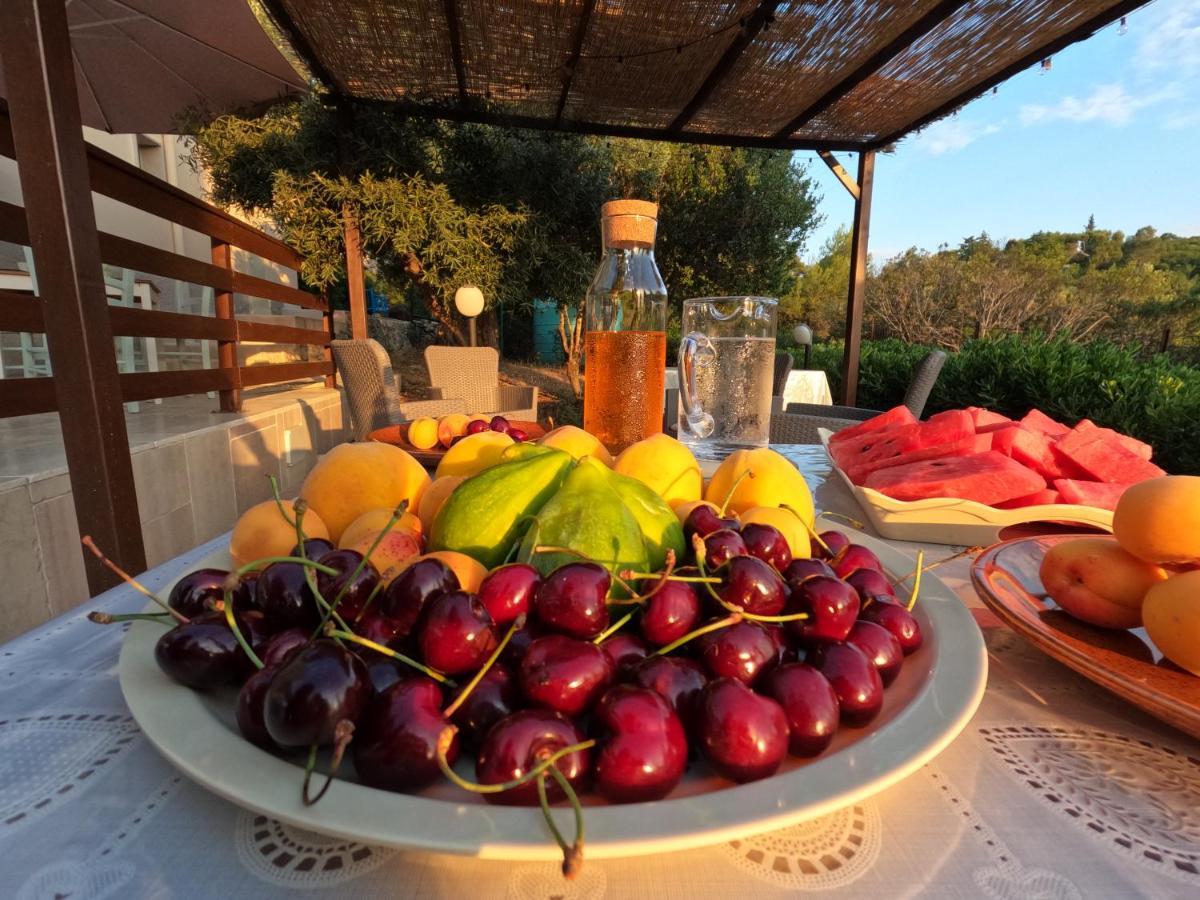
left=793, top=324, right=813, bottom=369
left=455, top=285, right=485, bottom=346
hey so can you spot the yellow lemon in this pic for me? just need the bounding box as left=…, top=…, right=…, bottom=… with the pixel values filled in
left=299, top=442, right=430, bottom=543
left=737, top=506, right=811, bottom=559
left=704, top=447, right=814, bottom=524
left=613, top=433, right=702, bottom=507
left=538, top=425, right=614, bottom=466
left=407, top=417, right=438, bottom=450
left=417, top=475, right=466, bottom=532
left=435, top=430, right=515, bottom=479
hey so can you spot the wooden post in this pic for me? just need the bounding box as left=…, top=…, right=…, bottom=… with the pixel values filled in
left=841, top=150, right=875, bottom=407
left=211, top=239, right=242, bottom=411
left=0, top=0, right=146, bottom=590
left=343, top=206, right=368, bottom=340
left=322, top=294, right=337, bottom=389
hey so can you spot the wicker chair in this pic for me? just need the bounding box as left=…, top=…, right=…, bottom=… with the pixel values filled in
left=772, top=351, right=794, bottom=397
left=424, top=346, right=538, bottom=420
left=786, top=349, right=948, bottom=421
left=331, top=339, right=469, bottom=441
left=769, top=411, right=863, bottom=444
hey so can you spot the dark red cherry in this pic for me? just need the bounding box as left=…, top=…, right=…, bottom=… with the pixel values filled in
left=846, top=620, right=904, bottom=686
left=683, top=504, right=737, bottom=541
left=632, top=655, right=708, bottom=739
left=450, top=663, right=519, bottom=749
left=355, top=613, right=402, bottom=650
left=787, top=575, right=860, bottom=643
left=702, top=529, right=747, bottom=568
left=378, top=558, right=459, bottom=640
left=807, top=642, right=884, bottom=727
left=844, top=568, right=896, bottom=603
left=263, top=639, right=371, bottom=748
left=236, top=665, right=280, bottom=751
left=478, top=563, right=540, bottom=626
left=169, top=568, right=245, bottom=618
left=859, top=599, right=923, bottom=655
left=489, top=415, right=511, bottom=433
left=739, top=523, right=792, bottom=572
left=315, top=549, right=380, bottom=622
left=782, top=557, right=836, bottom=589
left=600, top=632, right=651, bottom=675
left=475, top=709, right=591, bottom=805
left=762, top=663, right=840, bottom=757
left=465, top=419, right=490, bottom=435
left=831, top=544, right=885, bottom=579
left=290, top=537, right=336, bottom=559
left=697, top=619, right=783, bottom=686
left=698, top=678, right=788, bottom=783
left=533, top=562, right=610, bottom=639
left=154, top=618, right=240, bottom=690
left=353, top=677, right=457, bottom=791
left=418, top=591, right=497, bottom=675
left=508, top=427, right=530, bottom=442
left=519, top=634, right=614, bottom=716
left=501, top=619, right=547, bottom=668
left=593, top=686, right=688, bottom=803
left=717, top=555, right=787, bottom=616
left=255, top=561, right=319, bottom=630
left=640, top=580, right=701, bottom=647
left=363, top=654, right=408, bottom=696
left=814, top=530, right=851, bottom=560
left=260, top=627, right=309, bottom=669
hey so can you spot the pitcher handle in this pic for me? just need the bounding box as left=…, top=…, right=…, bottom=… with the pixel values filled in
left=678, top=331, right=715, bottom=439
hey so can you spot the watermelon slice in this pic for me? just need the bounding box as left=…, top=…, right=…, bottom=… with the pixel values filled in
left=832, top=411, right=976, bottom=483
left=966, top=407, right=1012, bottom=429
left=1053, top=479, right=1135, bottom=511
left=863, top=451, right=1046, bottom=505
left=989, top=424, right=1078, bottom=481
left=840, top=433, right=991, bottom=483
left=1051, top=430, right=1165, bottom=483
left=1071, top=419, right=1153, bottom=461
left=993, top=489, right=1062, bottom=509
left=828, top=405, right=915, bottom=447
left=1020, top=409, right=1070, bottom=438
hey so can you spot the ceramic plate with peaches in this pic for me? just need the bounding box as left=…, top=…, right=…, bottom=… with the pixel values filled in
left=972, top=475, right=1200, bottom=739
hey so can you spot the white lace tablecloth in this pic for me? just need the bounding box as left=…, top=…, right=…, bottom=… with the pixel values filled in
left=2, top=447, right=1197, bottom=899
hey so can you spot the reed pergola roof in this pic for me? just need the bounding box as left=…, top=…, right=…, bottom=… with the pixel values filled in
left=260, top=0, right=1146, bottom=150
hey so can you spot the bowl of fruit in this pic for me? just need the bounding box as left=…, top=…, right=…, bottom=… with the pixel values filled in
left=370, top=413, right=545, bottom=465
left=108, top=427, right=986, bottom=875
left=971, top=475, right=1200, bottom=739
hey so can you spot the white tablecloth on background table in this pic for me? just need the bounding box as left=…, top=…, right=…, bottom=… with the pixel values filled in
left=1, top=446, right=1196, bottom=899
left=781, top=370, right=833, bottom=407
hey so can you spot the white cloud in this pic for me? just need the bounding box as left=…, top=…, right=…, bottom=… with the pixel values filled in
left=912, top=118, right=1002, bottom=155
left=1136, top=0, right=1200, bottom=75
left=1164, top=109, right=1200, bottom=129
left=1019, top=83, right=1179, bottom=127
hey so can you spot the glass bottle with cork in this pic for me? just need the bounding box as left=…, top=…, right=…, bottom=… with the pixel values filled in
left=583, top=200, right=668, bottom=453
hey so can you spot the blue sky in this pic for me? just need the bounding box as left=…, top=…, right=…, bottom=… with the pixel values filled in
left=801, top=0, right=1200, bottom=262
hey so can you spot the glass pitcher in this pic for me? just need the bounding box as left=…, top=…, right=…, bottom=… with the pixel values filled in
left=677, top=296, right=778, bottom=459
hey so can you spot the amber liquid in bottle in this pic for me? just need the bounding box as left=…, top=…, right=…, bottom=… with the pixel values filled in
left=583, top=330, right=667, bottom=452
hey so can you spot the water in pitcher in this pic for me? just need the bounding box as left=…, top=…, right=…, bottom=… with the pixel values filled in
left=584, top=329, right=666, bottom=452
left=680, top=335, right=775, bottom=457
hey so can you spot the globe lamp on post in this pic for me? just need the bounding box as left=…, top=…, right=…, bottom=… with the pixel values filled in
left=455, top=286, right=485, bottom=346
left=793, top=323, right=813, bottom=369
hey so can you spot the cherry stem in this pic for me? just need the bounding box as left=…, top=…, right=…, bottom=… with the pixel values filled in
left=87, top=611, right=173, bottom=627
left=622, top=573, right=719, bottom=585
left=821, top=510, right=865, bottom=530
left=302, top=718, right=354, bottom=806
left=531, top=545, right=638, bottom=597
left=537, top=772, right=572, bottom=872
left=593, top=610, right=634, bottom=644
left=234, top=557, right=339, bottom=578
left=306, top=566, right=353, bottom=637
left=326, top=627, right=452, bottom=685
left=792, top=512, right=833, bottom=556
left=353, top=580, right=387, bottom=624
left=545, top=763, right=585, bottom=880
left=907, top=550, right=924, bottom=612
left=435, top=728, right=596, bottom=794
left=81, top=536, right=187, bottom=624
left=443, top=615, right=526, bottom=719
left=613, top=550, right=679, bottom=605
left=268, top=474, right=300, bottom=532
left=691, top=537, right=809, bottom=624
left=895, top=546, right=982, bottom=584
left=224, top=588, right=265, bottom=670
left=717, top=468, right=754, bottom=517
left=652, top=613, right=741, bottom=656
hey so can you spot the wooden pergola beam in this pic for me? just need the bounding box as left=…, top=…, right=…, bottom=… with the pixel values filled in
left=817, top=150, right=859, bottom=201
left=257, top=0, right=345, bottom=92
left=442, top=0, right=469, bottom=105
left=0, top=0, right=146, bottom=592
left=873, top=0, right=1147, bottom=149
left=841, top=151, right=875, bottom=407
left=773, top=1, right=969, bottom=140
left=669, top=0, right=782, bottom=134
left=554, top=0, right=597, bottom=127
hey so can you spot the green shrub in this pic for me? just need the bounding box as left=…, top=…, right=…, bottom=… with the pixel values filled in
left=809, top=335, right=1200, bottom=475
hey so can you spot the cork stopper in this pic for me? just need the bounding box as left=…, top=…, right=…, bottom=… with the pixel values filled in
left=601, top=199, right=658, bottom=249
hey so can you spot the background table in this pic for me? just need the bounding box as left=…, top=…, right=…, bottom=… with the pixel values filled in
left=1, top=447, right=1197, bottom=899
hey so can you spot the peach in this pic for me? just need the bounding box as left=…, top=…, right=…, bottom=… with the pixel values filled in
left=538, top=425, right=614, bottom=466
left=397, top=550, right=487, bottom=593
left=1113, top=476, right=1200, bottom=564
left=434, top=430, right=514, bottom=479
left=346, top=529, right=424, bottom=585
left=299, top=442, right=430, bottom=543
left=230, top=499, right=329, bottom=570
left=338, top=507, right=422, bottom=550
left=1039, top=537, right=1168, bottom=630
left=407, top=417, right=439, bottom=450
left=417, top=475, right=465, bottom=532
left=437, top=413, right=471, bottom=448
left=1142, top=571, right=1200, bottom=676
left=704, top=447, right=815, bottom=525
left=613, top=433, right=702, bottom=507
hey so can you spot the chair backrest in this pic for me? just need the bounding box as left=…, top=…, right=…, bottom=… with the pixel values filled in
left=769, top=411, right=862, bottom=444
left=424, top=345, right=500, bottom=411
left=902, top=350, right=948, bottom=418
left=772, top=351, right=794, bottom=396
left=331, top=338, right=402, bottom=441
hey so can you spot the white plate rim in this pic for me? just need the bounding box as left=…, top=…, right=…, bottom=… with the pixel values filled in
left=118, top=521, right=987, bottom=861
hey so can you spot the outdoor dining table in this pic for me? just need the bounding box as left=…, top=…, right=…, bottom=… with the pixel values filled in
left=1, top=445, right=1196, bottom=899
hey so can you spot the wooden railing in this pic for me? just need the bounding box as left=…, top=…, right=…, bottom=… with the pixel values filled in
left=0, top=104, right=334, bottom=418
